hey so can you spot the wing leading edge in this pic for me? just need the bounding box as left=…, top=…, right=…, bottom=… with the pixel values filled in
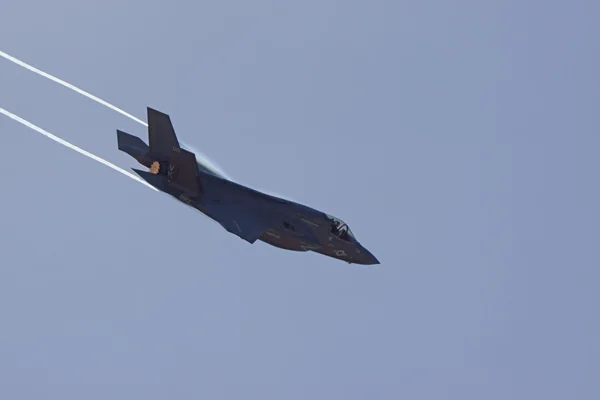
left=203, top=203, right=271, bottom=244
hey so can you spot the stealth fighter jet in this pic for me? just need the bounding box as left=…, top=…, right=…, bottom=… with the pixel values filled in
left=117, top=107, right=379, bottom=265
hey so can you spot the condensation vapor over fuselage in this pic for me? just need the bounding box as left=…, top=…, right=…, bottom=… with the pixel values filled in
left=179, top=142, right=232, bottom=181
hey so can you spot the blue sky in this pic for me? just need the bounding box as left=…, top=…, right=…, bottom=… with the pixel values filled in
left=0, top=1, right=598, bottom=398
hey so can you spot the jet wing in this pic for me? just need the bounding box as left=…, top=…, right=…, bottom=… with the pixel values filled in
left=204, top=203, right=271, bottom=244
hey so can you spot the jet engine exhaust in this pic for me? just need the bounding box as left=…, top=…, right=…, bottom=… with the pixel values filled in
left=150, top=161, right=160, bottom=174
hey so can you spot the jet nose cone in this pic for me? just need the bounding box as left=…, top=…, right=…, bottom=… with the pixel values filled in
left=359, top=248, right=380, bottom=265
left=366, top=254, right=380, bottom=265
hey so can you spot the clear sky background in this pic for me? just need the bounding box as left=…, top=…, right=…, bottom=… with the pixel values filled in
left=1, top=1, right=598, bottom=398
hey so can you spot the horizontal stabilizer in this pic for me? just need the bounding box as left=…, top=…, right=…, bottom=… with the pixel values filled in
left=117, top=130, right=149, bottom=153
left=131, top=168, right=165, bottom=189
left=117, top=130, right=151, bottom=166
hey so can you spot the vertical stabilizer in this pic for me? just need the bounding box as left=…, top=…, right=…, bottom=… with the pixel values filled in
left=148, top=107, right=179, bottom=157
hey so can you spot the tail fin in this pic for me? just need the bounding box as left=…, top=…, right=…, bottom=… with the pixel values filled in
left=148, top=107, right=179, bottom=157
left=167, top=146, right=202, bottom=197
left=142, top=107, right=202, bottom=197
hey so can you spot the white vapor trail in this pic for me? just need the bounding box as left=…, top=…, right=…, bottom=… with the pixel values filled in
left=0, top=107, right=158, bottom=192
left=1, top=49, right=233, bottom=181
left=0, top=50, right=148, bottom=127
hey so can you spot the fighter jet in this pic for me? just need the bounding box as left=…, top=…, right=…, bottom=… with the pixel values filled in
left=116, top=107, right=379, bottom=265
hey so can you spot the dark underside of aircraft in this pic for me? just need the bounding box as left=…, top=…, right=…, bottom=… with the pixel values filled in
left=116, top=107, right=379, bottom=265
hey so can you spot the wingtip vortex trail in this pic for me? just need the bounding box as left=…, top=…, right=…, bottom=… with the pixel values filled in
left=1, top=49, right=233, bottom=181
left=0, top=107, right=158, bottom=192
left=0, top=49, right=148, bottom=127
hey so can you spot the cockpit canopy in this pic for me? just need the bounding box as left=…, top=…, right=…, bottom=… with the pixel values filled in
left=327, top=215, right=356, bottom=242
